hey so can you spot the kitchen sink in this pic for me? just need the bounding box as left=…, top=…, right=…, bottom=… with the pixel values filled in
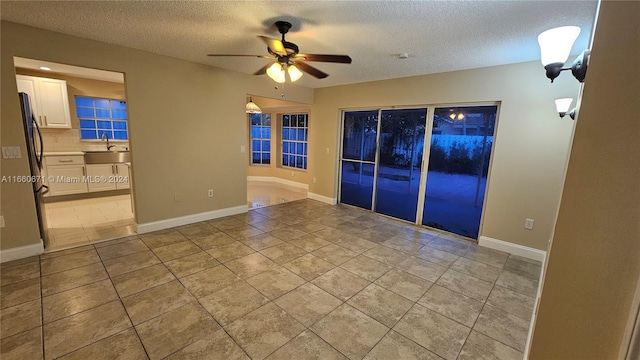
left=84, top=151, right=130, bottom=164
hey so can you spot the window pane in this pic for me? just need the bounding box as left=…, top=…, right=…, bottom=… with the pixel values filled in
left=110, top=100, right=126, bottom=109
left=113, top=131, right=128, bottom=140
left=251, top=113, right=261, bottom=126
left=297, top=143, right=304, bottom=155
left=297, top=116, right=305, bottom=127
left=252, top=140, right=260, bottom=151
left=283, top=128, right=290, bottom=140
left=252, top=152, right=260, bottom=164
left=79, top=120, right=96, bottom=129
left=75, top=97, right=93, bottom=107
left=97, top=130, right=113, bottom=139
left=290, top=115, right=297, bottom=126
left=112, top=110, right=127, bottom=120
left=113, top=121, right=127, bottom=130
left=282, top=155, right=289, bottom=166
left=261, top=127, right=271, bottom=139
left=81, top=129, right=97, bottom=139
left=303, top=157, right=307, bottom=169
left=283, top=115, right=290, bottom=127
left=96, top=109, right=111, bottom=118
left=76, top=107, right=94, bottom=117
left=95, top=99, right=110, bottom=108
left=262, top=153, right=271, bottom=164
left=297, top=129, right=306, bottom=141
left=263, top=114, right=271, bottom=126
left=97, top=121, right=112, bottom=129
left=263, top=140, right=270, bottom=152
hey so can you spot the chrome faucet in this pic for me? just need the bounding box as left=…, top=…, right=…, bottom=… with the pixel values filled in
left=101, top=133, right=116, bottom=150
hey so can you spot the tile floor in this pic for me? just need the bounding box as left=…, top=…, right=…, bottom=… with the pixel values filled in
left=1, top=199, right=541, bottom=360
left=44, top=194, right=136, bottom=250
left=247, top=180, right=307, bottom=209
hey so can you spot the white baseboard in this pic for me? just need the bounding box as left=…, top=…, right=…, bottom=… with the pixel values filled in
left=0, top=240, right=44, bottom=263
left=247, top=176, right=308, bottom=190
left=137, top=205, right=248, bottom=234
left=307, top=192, right=337, bottom=205
left=479, top=236, right=546, bottom=262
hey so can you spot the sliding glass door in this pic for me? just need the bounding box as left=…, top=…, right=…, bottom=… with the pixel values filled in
left=374, top=109, right=427, bottom=222
left=339, top=111, right=378, bottom=210
left=339, top=104, right=498, bottom=240
left=422, top=106, right=498, bottom=238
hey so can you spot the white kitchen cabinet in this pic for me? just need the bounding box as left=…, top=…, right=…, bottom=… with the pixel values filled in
left=46, top=165, right=88, bottom=196
left=16, top=75, right=71, bottom=129
left=115, top=164, right=130, bottom=190
left=86, top=164, right=117, bottom=192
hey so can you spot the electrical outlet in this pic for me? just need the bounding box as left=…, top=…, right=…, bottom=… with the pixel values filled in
left=208, top=189, right=214, bottom=197
left=313, top=177, right=317, bottom=184
left=525, top=218, right=534, bottom=230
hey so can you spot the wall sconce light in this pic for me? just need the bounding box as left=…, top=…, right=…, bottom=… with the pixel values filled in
left=246, top=96, right=262, bottom=114
left=538, top=26, right=590, bottom=83
left=555, top=98, right=576, bottom=120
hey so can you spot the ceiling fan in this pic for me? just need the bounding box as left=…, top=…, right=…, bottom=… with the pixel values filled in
left=207, top=21, right=352, bottom=82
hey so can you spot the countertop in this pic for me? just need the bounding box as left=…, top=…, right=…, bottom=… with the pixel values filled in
left=43, top=152, right=85, bottom=156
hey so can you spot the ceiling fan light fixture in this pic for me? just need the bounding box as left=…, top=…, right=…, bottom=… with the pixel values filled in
left=288, top=64, right=303, bottom=82
left=267, top=63, right=286, bottom=83
left=246, top=96, right=262, bottom=114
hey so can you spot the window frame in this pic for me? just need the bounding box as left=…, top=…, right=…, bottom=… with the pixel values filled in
left=250, top=113, right=271, bottom=166
left=75, top=96, right=129, bottom=141
left=281, top=113, right=308, bottom=170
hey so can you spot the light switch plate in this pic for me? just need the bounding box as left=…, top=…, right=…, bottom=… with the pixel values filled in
left=2, top=146, right=22, bottom=159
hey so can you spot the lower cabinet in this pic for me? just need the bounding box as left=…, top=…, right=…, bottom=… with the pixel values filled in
left=46, top=165, right=88, bottom=196
left=86, top=164, right=117, bottom=192
left=115, top=164, right=130, bottom=190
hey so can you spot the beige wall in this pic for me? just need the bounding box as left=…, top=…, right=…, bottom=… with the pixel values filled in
left=311, top=61, right=579, bottom=250
left=530, top=1, right=640, bottom=358
left=15, top=68, right=129, bottom=152
left=1, top=21, right=312, bottom=250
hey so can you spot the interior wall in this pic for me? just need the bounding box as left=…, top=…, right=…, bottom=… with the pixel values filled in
left=311, top=61, right=579, bottom=250
left=530, top=1, right=640, bottom=358
left=15, top=68, right=129, bottom=152
left=0, top=21, right=313, bottom=251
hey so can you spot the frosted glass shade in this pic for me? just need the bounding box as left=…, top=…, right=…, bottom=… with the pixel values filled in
left=538, top=26, right=581, bottom=66
left=246, top=97, right=262, bottom=114
left=288, top=64, right=303, bottom=82
left=555, top=98, right=573, bottom=113
left=267, top=63, right=286, bottom=83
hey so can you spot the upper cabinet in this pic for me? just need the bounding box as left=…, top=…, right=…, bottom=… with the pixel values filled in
left=16, top=75, right=72, bottom=129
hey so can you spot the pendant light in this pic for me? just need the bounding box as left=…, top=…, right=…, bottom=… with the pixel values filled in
left=246, top=96, right=262, bottom=114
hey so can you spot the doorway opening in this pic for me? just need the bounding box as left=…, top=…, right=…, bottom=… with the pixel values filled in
left=14, top=57, right=135, bottom=251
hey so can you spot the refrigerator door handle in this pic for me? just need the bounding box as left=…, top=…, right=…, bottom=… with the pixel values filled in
left=32, top=116, right=44, bottom=170
left=35, top=184, right=50, bottom=195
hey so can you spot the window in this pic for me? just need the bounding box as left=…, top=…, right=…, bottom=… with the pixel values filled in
left=282, top=113, right=308, bottom=170
left=76, top=96, right=128, bottom=140
left=250, top=113, right=271, bottom=165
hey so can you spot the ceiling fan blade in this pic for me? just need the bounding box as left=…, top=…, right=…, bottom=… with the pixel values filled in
left=254, top=61, right=275, bottom=76
left=295, top=61, right=329, bottom=79
left=295, top=54, right=352, bottom=64
left=258, top=36, right=286, bottom=56
left=207, top=54, right=272, bottom=59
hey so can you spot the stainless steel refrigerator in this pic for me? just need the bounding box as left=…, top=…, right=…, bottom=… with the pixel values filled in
left=19, top=92, right=49, bottom=246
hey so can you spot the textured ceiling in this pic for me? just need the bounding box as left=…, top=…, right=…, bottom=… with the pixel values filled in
left=0, top=1, right=598, bottom=89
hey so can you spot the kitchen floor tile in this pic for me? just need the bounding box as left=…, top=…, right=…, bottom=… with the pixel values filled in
left=0, top=278, right=40, bottom=309
left=164, top=329, right=249, bottom=360
left=495, top=270, right=539, bottom=298
left=268, top=227, right=308, bottom=241
left=57, top=328, right=147, bottom=360
left=102, top=249, right=160, bottom=277
left=348, top=283, right=414, bottom=328
left=151, top=240, right=201, bottom=262
left=226, top=253, right=278, bottom=279
left=450, top=257, right=502, bottom=283
left=246, top=266, right=305, bottom=299
left=266, top=330, right=347, bottom=360
left=175, top=222, right=218, bottom=239
left=286, top=233, right=331, bottom=252
left=164, top=251, right=219, bottom=278
left=436, top=269, right=494, bottom=302
left=0, top=262, right=40, bottom=286
left=199, top=281, right=269, bottom=326
left=486, top=285, right=536, bottom=320
left=462, top=246, right=509, bottom=269
left=225, top=303, right=305, bottom=360
left=416, top=245, right=460, bottom=267
left=458, top=330, right=523, bottom=360
left=42, top=279, right=118, bottom=323
left=396, top=256, right=448, bottom=283
left=274, top=283, right=342, bottom=327
left=41, top=262, right=108, bottom=296
left=43, top=300, right=131, bottom=359
left=260, top=243, right=307, bottom=264
left=190, top=232, right=236, bottom=250
left=282, top=253, right=335, bottom=281
left=362, top=246, right=407, bottom=266
left=0, top=326, right=43, bottom=360
left=136, top=302, right=220, bottom=360
left=122, top=280, right=197, bottom=325
left=311, top=267, right=370, bottom=301
left=241, top=233, right=284, bottom=251
left=206, top=241, right=255, bottom=263
left=311, top=244, right=359, bottom=266
left=418, top=285, right=483, bottom=328
left=95, top=239, right=149, bottom=260
left=225, top=225, right=264, bottom=240
left=374, top=268, right=433, bottom=302
left=111, top=263, right=175, bottom=297
left=393, top=304, right=471, bottom=360
left=473, top=305, right=530, bottom=352
left=364, top=330, right=441, bottom=360
left=180, top=265, right=242, bottom=298
left=0, top=299, right=42, bottom=339
left=140, top=230, right=188, bottom=249
left=340, top=255, right=392, bottom=281
left=311, top=303, right=388, bottom=360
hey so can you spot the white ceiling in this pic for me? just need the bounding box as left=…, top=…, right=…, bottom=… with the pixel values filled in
left=0, top=1, right=598, bottom=89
